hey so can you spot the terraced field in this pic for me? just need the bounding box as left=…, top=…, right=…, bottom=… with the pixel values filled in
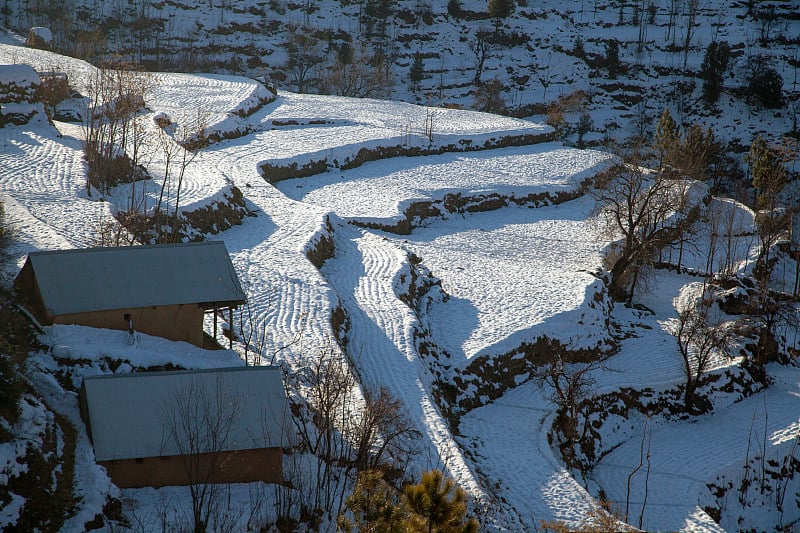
left=2, top=44, right=798, bottom=532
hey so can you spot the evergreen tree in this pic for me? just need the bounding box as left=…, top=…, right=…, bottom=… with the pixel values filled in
left=573, top=36, right=585, bottom=58
left=487, top=0, right=515, bottom=31
left=747, top=59, right=784, bottom=109
left=338, top=470, right=405, bottom=533
left=338, top=41, right=354, bottom=65
left=680, top=124, right=720, bottom=181
left=604, top=40, right=621, bottom=78
left=653, top=108, right=680, bottom=171
left=700, top=41, right=731, bottom=106
left=364, top=0, right=394, bottom=39
left=403, top=470, right=478, bottom=533
left=410, top=52, right=425, bottom=92
left=447, top=0, right=462, bottom=18
left=747, top=135, right=786, bottom=208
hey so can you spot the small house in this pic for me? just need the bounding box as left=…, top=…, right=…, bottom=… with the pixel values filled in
left=13, top=241, right=246, bottom=348
left=79, top=366, right=293, bottom=488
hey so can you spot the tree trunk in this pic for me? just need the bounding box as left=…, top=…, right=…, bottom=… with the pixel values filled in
left=609, top=252, right=632, bottom=302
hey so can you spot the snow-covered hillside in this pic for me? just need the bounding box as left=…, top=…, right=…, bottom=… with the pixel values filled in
left=1, top=37, right=800, bottom=533
left=2, top=0, right=798, bottom=149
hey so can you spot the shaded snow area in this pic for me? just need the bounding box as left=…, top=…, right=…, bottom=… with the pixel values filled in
left=1, top=40, right=800, bottom=533
left=401, top=199, right=612, bottom=362
left=276, top=143, right=612, bottom=222
left=592, top=363, right=800, bottom=533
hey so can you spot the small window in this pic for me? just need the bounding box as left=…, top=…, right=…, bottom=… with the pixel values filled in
left=134, top=458, right=143, bottom=464
left=124, top=313, right=131, bottom=322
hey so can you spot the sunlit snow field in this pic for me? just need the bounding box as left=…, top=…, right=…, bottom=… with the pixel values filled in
left=1, top=38, right=798, bottom=532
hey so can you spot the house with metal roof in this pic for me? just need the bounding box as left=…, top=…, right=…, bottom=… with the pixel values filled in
left=79, top=366, right=293, bottom=488
left=13, top=241, right=246, bottom=348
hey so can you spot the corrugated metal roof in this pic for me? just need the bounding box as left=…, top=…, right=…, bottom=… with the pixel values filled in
left=82, top=366, right=294, bottom=461
left=27, top=241, right=246, bottom=316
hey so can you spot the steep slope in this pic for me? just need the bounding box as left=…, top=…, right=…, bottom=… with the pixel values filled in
left=4, top=0, right=798, bottom=147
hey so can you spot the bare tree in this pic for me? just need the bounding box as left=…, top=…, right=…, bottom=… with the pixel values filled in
left=423, top=105, right=436, bottom=145
left=669, top=288, right=733, bottom=413
left=288, top=348, right=357, bottom=516
left=473, top=78, right=507, bottom=115
left=351, top=387, right=421, bottom=474
left=283, top=347, right=421, bottom=523
left=91, top=210, right=136, bottom=247
left=471, top=29, right=490, bottom=86
left=625, top=417, right=652, bottom=527
left=682, top=0, right=700, bottom=68
left=320, top=44, right=393, bottom=99
left=590, top=160, right=696, bottom=303
left=284, top=25, right=325, bottom=93
left=537, top=54, right=553, bottom=101
left=534, top=355, right=602, bottom=474
left=81, top=61, right=153, bottom=195
left=150, top=111, right=205, bottom=242
left=234, top=279, right=304, bottom=366
left=161, top=378, right=240, bottom=533
left=168, top=112, right=207, bottom=241
left=665, top=0, right=680, bottom=48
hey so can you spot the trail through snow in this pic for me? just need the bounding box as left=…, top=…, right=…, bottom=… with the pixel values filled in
left=3, top=54, right=800, bottom=532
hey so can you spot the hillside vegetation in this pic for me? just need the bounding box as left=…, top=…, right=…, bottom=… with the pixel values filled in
left=0, top=3, right=800, bottom=532
left=2, top=0, right=798, bottom=148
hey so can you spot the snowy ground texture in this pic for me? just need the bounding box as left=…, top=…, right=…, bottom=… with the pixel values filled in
left=1, top=40, right=800, bottom=533
left=3, top=0, right=798, bottom=150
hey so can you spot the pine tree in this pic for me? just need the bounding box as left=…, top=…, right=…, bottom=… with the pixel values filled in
left=680, top=124, right=720, bottom=181
left=653, top=108, right=680, bottom=171
left=604, top=40, right=621, bottom=78
left=403, top=470, right=478, bottom=533
left=747, top=135, right=786, bottom=209
left=700, top=41, right=731, bottom=106
left=487, top=0, right=515, bottom=31
left=338, top=470, right=405, bottom=533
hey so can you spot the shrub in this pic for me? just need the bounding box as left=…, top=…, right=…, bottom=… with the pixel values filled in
left=39, top=72, right=72, bottom=121
left=473, top=78, right=507, bottom=114
left=84, top=141, right=148, bottom=194
left=746, top=56, right=784, bottom=109
left=447, top=0, right=462, bottom=18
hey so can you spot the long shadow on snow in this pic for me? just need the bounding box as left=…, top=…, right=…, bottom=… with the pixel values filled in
left=274, top=142, right=572, bottom=206
left=320, top=226, right=481, bottom=482
left=391, top=197, right=610, bottom=372
left=402, top=194, right=595, bottom=245
left=211, top=191, right=278, bottom=254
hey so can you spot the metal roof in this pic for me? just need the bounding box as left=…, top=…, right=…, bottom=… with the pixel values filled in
left=82, top=366, right=294, bottom=461
left=26, top=241, right=246, bottom=316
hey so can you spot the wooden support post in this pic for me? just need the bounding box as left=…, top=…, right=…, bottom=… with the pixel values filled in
left=229, top=307, right=234, bottom=350
left=213, top=307, right=218, bottom=343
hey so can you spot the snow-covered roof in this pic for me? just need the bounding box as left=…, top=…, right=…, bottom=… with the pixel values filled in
left=81, top=366, right=293, bottom=461
left=21, top=241, right=246, bottom=316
